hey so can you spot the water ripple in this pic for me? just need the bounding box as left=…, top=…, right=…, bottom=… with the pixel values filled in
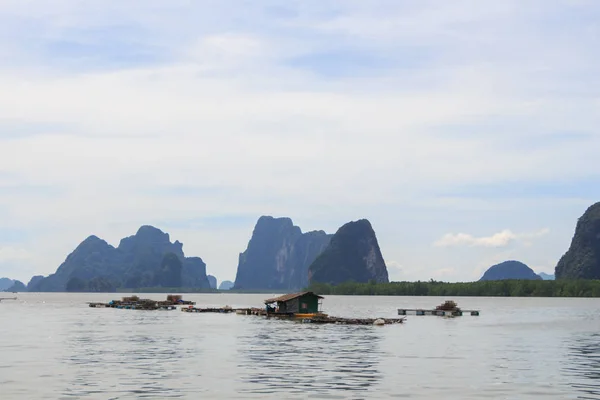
left=563, top=333, right=600, bottom=399
left=3, top=293, right=600, bottom=399
left=236, top=319, right=384, bottom=397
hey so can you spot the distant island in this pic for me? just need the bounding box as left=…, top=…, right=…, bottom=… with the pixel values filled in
left=0, top=279, right=26, bottom=292
left=218, top=281, right=234, bottom=290
left=233, top=216, right=332, bottom=290
left=479, top=261, right=542, bottom=281
left=27, top=226, right=213, bottom=292
left=538, top=272, right=555, bottom=280
left=232, top=216, right=391, bottom=291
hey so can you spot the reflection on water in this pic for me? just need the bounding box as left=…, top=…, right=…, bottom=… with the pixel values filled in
left=237, top=318, right=383, bottom=397
left=563, top=333, right=600, bottom=399
left=61, top=313, right=189, bottom=399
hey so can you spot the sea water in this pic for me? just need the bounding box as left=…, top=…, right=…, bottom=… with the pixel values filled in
left=1, top=293, right=599, bottom=399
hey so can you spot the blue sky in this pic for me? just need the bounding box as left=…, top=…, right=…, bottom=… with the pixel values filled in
left=0, top=1, right=599, bottom=284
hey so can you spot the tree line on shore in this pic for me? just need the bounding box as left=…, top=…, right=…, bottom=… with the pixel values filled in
left=306, top=279, right=600, bottom=297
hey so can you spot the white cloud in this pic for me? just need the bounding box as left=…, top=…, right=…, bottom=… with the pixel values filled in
left=434, top=229, right=550, bottom=248
left=0, top=1, right=597, bottom=283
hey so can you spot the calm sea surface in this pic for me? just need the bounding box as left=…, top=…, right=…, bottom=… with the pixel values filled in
left=1, top=293, right=600, bottom=399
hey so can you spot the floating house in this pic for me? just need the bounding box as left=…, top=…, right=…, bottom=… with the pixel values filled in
left=258, top=291, right=404, bottom=325
left=264, top=291, right=325, bottom=318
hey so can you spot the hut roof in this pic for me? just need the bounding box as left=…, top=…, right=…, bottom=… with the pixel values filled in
left=264, top=291, right=323, bottom=304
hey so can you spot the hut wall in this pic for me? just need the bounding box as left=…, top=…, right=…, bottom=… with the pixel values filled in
left=299, top=294, right=319, bottom=313
left=277, top=301, right=287, bottom=313
left=283, top=298, right=300, bottom=313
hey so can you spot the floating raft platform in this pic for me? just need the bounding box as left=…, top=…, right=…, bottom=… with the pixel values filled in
left=234, top=309, right=405, bottom=325
left=88, top=295, right=193, bottom=310
left=303, top=315, right=405, bottom=325
left=0, top=297, right=17, bottom=302
left=235, top=307, right=267, bottom=316
left=181, top=306, right=235, bottom=313
left=235, top=292, right=406, bottom=325
left=398, top=300, right=480, bottom=316
left=398, top=309, right=479, bottom=316
left=88, top=302, right=177, bottom=310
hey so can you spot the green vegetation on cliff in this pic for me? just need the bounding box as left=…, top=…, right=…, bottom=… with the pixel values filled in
left=556, top=202, right=600, bottom=279
left=307, top=279, right=600, bottom=297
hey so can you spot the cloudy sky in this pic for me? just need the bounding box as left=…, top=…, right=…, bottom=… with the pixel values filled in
left=1, top=0, right=599, bottom=285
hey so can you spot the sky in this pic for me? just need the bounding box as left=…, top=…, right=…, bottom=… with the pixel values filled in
left=0, top=0, right=599, bottom=285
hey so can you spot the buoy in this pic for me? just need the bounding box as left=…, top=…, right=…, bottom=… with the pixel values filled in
left=373, top=318, right=385, bottom=326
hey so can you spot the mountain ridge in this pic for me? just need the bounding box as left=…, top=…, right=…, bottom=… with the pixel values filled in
left=29, top=225, right=210, bottom=292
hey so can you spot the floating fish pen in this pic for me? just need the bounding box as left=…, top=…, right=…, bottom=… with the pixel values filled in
left=398, top=300, right=480, bottom=317
left=164, top=294, right=195, bottom=305
left=181, top=305, right=235, bottom=313
left=88, top=295, right=193, bottom=311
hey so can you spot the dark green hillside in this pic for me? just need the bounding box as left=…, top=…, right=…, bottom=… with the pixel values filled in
left=309, top=219, right=388, bottom=285
left=479, top=261, right=542, bottom=281
left=556, top=202, right=600, bottom=279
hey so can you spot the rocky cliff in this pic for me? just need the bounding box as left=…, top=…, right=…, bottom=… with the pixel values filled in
left=308, top=219, right=389, bottom=285
left=479, top=261, right=542, bottom=281
left=182, top=257, right=210, bottom=288
left=233, top=216, right=331, bottom=290
left=555, top=202, right=600, bottom=279
left=207, top=275, right=217, bottom=289
left=30, top=225, right=210, bottom=292
left=26, top=276, right=44, bottom=290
